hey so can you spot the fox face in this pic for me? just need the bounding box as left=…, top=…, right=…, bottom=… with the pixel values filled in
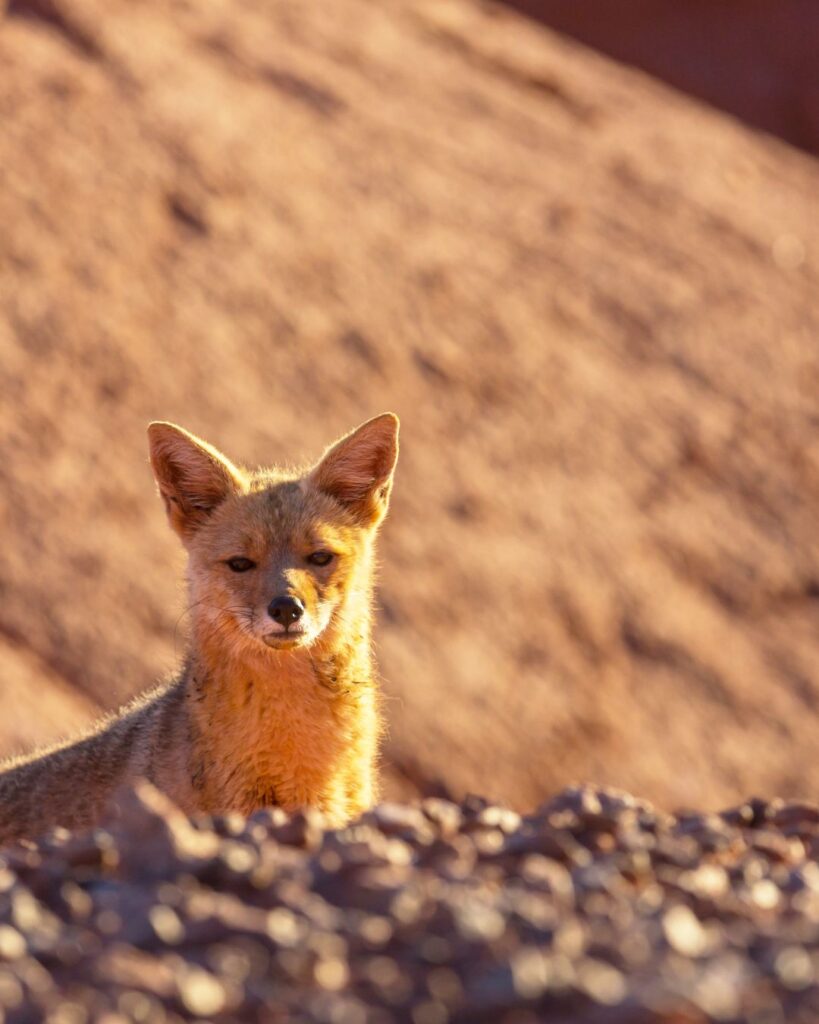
left=147, top=415, right=398, bottom=656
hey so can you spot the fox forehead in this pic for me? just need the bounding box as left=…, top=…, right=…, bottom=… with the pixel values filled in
left=194, top=475, right=359, bottom=559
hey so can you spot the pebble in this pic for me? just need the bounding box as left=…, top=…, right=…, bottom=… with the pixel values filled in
left=176, top=965, right=227, bottom=1016
left=662, top=904, right=711, bottom=957
left=0, top=925, right=26, bottom=960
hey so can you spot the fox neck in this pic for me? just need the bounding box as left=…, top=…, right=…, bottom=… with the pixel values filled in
left=181, top=574, right=379, bottom=823
left=187, top=610, right=373, bottom=695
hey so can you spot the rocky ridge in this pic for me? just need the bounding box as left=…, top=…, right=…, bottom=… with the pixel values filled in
left=0, top=784, right=817, bottom=1022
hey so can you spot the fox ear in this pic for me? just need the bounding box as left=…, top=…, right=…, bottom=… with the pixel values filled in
left=310, top=413, right=399, bottom=525
left=147, top=422, right=245, bottom=540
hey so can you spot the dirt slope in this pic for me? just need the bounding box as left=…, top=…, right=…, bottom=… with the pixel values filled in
left=1, top=0, right=818, bottom=811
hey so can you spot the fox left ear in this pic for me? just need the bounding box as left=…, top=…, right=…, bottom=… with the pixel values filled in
left=310, top=413, right=399, bottom=525
left=148, top=422, right=246, bottom=541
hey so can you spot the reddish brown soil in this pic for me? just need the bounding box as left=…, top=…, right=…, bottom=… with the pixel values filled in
left=1, top=0, right=819, bottom=813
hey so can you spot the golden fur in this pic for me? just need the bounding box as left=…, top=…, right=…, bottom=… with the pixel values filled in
left=0, top=414, right=398, bottom=842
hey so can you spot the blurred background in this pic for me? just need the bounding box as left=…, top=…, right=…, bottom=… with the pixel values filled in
left=1, top=0, right=818, bottom=812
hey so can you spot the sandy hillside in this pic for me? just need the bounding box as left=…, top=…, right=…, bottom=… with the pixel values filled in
left=1, top=0, right=818, bottom=812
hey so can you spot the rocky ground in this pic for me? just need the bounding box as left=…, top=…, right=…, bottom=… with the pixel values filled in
left=0, top=783, right=816, bottom=1023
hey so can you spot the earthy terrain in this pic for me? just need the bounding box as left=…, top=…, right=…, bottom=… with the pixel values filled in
left=1, top=0, right=819, bottom=817
left=0, top=782, right=817, bottom=1022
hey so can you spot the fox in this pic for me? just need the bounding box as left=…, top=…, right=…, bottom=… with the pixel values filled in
left=0, top=413, right=399, bottom=843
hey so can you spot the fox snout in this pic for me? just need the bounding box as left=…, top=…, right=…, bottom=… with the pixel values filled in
left=267, top=595, right=305, bottom=629
left=263, top=591, right=315, bottom=650
left=258, top=571, right=327, bottom=649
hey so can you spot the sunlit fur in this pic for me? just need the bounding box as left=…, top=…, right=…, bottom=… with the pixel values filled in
left=0, top=415, right=398, bottom=842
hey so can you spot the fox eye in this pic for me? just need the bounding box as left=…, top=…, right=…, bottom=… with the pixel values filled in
left=306, top=551, right=334, bottom=567
left=226, top=557, right=256, bottom=573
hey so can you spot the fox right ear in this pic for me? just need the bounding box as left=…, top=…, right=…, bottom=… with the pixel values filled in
left=147, top=422, right=245, bottom=540
left=310, top=413, right=399, bottom=526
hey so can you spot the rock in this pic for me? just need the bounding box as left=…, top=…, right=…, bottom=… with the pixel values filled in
left=661, top=905, right=712, bottom=958
left=102, top=781, right=220, bottom=875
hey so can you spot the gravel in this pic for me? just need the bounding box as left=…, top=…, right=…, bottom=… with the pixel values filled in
left=0, top=782, right=817, bottom=1022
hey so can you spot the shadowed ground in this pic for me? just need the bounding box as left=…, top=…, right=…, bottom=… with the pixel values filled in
left=502, top=0, right=819, bottom=153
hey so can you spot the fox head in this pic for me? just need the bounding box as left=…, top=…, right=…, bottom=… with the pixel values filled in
left=147, top=414, right=399, bottom=656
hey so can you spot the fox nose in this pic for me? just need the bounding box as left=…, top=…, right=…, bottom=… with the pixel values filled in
left=268, top=596, right=305, bottom=628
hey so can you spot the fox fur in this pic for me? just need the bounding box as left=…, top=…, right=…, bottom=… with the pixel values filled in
left=0, top=413, right=399, bottom=842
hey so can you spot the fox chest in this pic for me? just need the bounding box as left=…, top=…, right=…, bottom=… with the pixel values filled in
left=199, top=682, right=373, bottom=822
